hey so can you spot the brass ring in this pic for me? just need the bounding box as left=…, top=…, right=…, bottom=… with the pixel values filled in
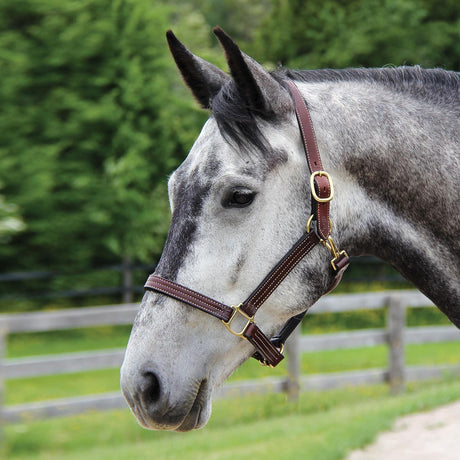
left=306, top=215, right=333, bottom=234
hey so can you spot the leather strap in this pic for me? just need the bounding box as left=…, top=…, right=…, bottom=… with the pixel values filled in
left=144, top=275, right=233, bottom=322
left=145, top=274, right=284, bottom=366
left=145, top=228, right=346, bottom=367
left=325, top=253, right=349, bottom=293
left=241, top=231, right=320, bottom=317
left=244, top=323, right=284, bottom=367
left=286, top=80, right=332, bottom=240
left=263, top=311, right=306, bottom=349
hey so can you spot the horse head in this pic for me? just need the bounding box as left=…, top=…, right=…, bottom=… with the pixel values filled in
left=120, top=28, right=342, bottom=431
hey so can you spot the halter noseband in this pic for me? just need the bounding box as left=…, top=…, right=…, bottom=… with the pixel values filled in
left=144, top=81, right=350, bottom=367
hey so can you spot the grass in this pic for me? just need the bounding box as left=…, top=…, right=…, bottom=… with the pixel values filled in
left=7, top=326, right=132, bottom=358
left=5, top=379, right=460, bottom=459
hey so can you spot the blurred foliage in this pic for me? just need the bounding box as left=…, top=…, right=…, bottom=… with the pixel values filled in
left=0, top=0, right=210, bottom=276
left=253, top=0, right=460, bottom=69
left=0, top=0, right=458, bottom=308
left=0, top=188, right=25, bottom=241
left=189, top=0, right=272, bottom=47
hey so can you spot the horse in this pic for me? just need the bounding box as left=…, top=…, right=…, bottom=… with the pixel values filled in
left=120, top=27, right=460, bottom=432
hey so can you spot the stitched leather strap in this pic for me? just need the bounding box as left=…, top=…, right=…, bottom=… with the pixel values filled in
left=144, top=274, right=285, bottom=366
left=286, top=80, right=332, bottom=240
left=241, top=231, right=320, bottom=317
left=243, top=323, right=284, bottom=367
left=144, top=276, right=233, bottom=321
left=144, top=228, right=344, bottom=367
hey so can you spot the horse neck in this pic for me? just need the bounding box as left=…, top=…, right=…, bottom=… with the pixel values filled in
left=299, top=80, right=460, bottom=322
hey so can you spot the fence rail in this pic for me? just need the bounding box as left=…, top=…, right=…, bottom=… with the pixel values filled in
left=0, top=290, right=459, bottom=426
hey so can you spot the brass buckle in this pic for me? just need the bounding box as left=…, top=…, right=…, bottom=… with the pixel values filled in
left=222, top=303, right=254, bottom=338
left=306, top=215, right=346, bottom=270
left=310, top=171, right=334, bottom=203
left=321, top=236, right=349, bottom=270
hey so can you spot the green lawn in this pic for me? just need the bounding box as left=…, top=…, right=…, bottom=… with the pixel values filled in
left=5, top=380, right=460, bottom=460
left=7, top=326, right=132, bottom=358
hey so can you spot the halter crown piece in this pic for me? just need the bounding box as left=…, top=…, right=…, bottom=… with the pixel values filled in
left=144, top=81, right=350, bottom=367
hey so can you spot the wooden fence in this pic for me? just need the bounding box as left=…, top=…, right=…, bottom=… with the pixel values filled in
left=0, top=290, right=459, bottom=426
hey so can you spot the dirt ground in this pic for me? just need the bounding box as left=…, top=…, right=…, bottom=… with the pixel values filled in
left=346, top=400, right=460, bottom=460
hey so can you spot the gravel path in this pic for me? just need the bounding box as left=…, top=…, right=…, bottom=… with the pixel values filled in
left=346, top=400, right=460, bottom=460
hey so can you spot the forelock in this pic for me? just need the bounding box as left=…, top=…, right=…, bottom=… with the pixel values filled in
left=210, top=80, right=275, bottom=157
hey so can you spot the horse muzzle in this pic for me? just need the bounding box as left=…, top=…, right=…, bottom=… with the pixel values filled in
left=120, top=361, right=211, bottom=431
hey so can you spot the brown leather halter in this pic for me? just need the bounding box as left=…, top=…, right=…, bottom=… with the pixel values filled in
left=144, top=81, right=350, bottom=367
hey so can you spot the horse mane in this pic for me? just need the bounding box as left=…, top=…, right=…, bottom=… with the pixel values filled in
left=211, top=66, right=459, bottom=155
left=282, top=66, right=460, bottom=107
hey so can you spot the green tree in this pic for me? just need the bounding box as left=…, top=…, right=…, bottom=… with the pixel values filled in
left=0, top=0, right=209, bottom=283
left=254, top=0, right=460, bottom=70
left=189, top=0, right=272, bottom=47
left=0, top=189, right=24, bottom=243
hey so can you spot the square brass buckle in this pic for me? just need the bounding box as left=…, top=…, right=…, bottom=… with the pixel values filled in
left=222, top=303, right=254, bottom=338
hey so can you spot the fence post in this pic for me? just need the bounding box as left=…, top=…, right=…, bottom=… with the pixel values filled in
left=387, top=295, right=406, bottom=394
left=0, top=320, right=7, bottom=444
left=285, top=326, right=300, bottom=402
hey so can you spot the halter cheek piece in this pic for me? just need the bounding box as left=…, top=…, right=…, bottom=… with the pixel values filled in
left=144, top=81, right=350, bottom=367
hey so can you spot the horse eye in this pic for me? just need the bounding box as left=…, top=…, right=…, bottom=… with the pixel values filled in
left=224, top=189, right=255, bottom=208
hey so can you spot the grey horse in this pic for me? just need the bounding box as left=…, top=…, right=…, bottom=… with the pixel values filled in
left=121, top=28, right=459, bottom=432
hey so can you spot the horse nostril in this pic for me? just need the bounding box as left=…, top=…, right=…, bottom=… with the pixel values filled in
left=140, top=371, right=161, bottom=405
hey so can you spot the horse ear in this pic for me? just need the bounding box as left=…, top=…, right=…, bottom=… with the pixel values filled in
left=213, top=27, right=291, bottom=115
left=166, top=30, right=229, bottom=109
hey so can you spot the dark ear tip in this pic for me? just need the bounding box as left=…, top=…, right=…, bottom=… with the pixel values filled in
left=166, top=30, right=178, bottom=45
left=166, top=29, right=184, bottom=51
left=213, top=26, right=239, bottom=54
left=213, top=26, right=231, bottom=43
